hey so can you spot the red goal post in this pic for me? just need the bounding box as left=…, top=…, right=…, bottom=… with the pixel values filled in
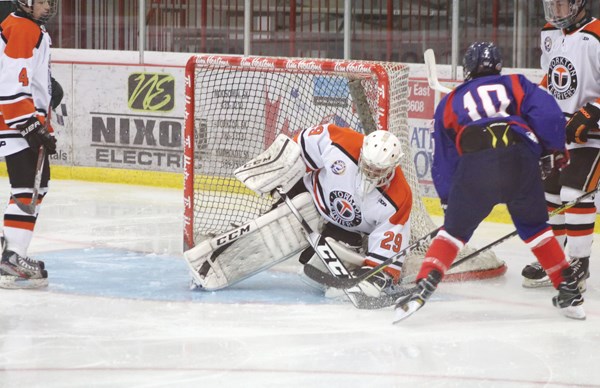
left=183, top=54, right=506, bottom=281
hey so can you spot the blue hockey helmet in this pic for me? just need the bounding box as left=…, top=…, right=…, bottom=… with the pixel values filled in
left=543, top=0, right=587, bottom=29
left=463, top=42, right=503, bottom=81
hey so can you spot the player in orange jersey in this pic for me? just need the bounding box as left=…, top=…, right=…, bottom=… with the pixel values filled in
left=0, top=0, right=59, bottom=288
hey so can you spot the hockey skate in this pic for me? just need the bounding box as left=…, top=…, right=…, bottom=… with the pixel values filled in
left=569, top=257, right=590, bottom=293
left=0, top=250, right=48, bottom=289
left=393, top=270, right=442, bottom=324
left=0, top=236, right=45, bottom=270
left=521, top=261, right=551, bottom=288
left=552, top=266, right=585, bottom=320
left=522, top=257, right=589, bottom=292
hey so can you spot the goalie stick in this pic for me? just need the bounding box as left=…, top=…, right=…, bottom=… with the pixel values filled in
left=275, top=189, right=417, bottom=309
left=303, top=227, right=441, bottom=289
left=11, top=145, right=45, bottom=215
left=424, top=49, right=453, bottom=94
left=275, top=187, right=366, bottom=308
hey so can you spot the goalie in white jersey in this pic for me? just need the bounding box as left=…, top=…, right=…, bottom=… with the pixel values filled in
left=290, top=124, right=412, bottom=296
left=522, top=0, right=600, bottom=289
left=184, top=124, right=412, bottom=299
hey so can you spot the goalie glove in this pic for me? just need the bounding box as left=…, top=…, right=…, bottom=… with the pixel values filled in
left=565, top=103, right=600, bottom=145
left=392, top=270, right=442, bottom=324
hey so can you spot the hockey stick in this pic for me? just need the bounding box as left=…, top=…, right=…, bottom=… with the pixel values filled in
left=303, top=227, right=441, bottom=289
left=424, top=49, right=453, bottom=94
left=309, top=184, right=600, bottom=290
left=276, top=187, right=376, bottom=308
left=348, top=79, right=377, bottom=135
left=444, top=184, right=600, bottom=270
left=11, top=145, right=46, bottom=215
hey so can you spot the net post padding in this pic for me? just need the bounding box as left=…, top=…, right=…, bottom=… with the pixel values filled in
left=184, top=54, right=505, bottom=281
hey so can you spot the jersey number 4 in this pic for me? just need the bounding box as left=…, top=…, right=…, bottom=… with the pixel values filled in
left=19, top=68, right=30, bottom=87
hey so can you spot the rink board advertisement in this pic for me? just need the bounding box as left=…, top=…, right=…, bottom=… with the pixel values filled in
left=51, top=63, right=186, bottom=173
left=406, top=79, right=437, bottom=195
left=51, top=58, right=440, bottom=190
left=48, top=51, right=537, bottom=200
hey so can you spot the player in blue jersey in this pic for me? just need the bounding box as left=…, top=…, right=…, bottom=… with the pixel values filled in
left=393, top=42, right=586, bottom=323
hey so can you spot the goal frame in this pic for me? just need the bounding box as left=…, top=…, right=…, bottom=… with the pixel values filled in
left=184, top=54, right=399, bottom=250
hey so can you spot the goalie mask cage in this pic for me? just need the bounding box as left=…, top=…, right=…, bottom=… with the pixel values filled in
left=184, top=54, right=506, bottom=281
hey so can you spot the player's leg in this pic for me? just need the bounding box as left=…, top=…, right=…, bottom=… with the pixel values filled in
left=522, top=149, right=599, bottom=289
left=1, top=149, right=49, bottom=289
left=558, top=148, right=599, bottom=289
left=508, top=148, right=584, bottom=319
left=395, top=150, right=499, bottom=322
left=298, top=222, right=378, bottom=296
left=521, top=169, right=563, bottom=288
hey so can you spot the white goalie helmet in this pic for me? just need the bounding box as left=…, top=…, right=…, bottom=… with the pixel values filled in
left=357, top=130, right=404, bottom=196
left=542, top=0, right=587, bottom=29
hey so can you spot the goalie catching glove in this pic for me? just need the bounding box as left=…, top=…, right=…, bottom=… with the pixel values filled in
left=17, top=116, right=57, bottom=154
left=234, top=134, right=305, bottom=195
left=565, top=102, right=600, bottom=144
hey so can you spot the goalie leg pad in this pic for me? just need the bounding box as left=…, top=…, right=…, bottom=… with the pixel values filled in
left=184, top=193, right=320, bottom=290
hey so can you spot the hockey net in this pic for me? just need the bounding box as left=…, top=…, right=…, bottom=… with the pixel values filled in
left=184, top=54, right=506, bottom=282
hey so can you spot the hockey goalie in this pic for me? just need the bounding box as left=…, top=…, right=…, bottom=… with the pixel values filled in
left=184, top=124, right=413, bottom=301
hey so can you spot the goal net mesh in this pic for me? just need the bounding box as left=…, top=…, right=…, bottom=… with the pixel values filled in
left=184, top=55, right=506, bottom=281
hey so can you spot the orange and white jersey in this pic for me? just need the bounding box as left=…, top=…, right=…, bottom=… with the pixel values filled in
left=540, top=17, right=600, bottom=150
left=294, top=123, right=412, bottom=269
left=0, top=12, right=52, bottom=156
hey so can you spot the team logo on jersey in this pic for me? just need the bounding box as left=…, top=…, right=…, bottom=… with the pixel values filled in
left=329, top=190, right=362, bottom=227
left=331, top=160, right=346, bottom=175
left=547, top=56, right=578, bottom=100
left=544, top=36, right=553, bottom=52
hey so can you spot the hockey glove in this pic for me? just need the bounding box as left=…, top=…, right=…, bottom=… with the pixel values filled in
left=539, top=150, right=569, bottom=180
left=17, top=116, right=57, bottom=155
left=393, top=270, right=442, bottom=324
left=565, top=103, right=600, bottom=144
left=553, top=149, right=570, bottom=171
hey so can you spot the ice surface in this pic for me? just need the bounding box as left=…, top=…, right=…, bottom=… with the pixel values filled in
left=0, top=178, right=599, bottom=388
